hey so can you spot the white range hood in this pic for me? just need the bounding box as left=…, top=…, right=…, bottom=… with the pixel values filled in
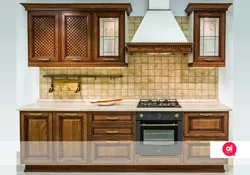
left=126, top=0, right=192, bottom=53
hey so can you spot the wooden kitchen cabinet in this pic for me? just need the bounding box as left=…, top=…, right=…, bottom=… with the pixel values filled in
left=20, top=112, right=53, bottom=164
left=21, top=3, right=132, bottom=67
left=183, top=112, right=228, bottom=139
left=28, top=11, right=59, bottom=63
left=183, top=140, right=227, bottom=165
left=54, top=112, right=87, bottom=164
left=185, top=3, right=232, bottom=67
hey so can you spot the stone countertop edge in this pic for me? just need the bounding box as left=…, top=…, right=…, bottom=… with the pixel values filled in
left=17, top=99, right=232, bottom=112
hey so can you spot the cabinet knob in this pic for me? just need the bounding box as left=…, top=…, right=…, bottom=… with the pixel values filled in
left=175, top=114, right=179, bottom=118
left=140, top=114, right=144, bottom=118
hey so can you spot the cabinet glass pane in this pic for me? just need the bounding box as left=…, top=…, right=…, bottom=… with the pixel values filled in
left=143, top=130, right=175, bottom=145
left=99, top=18, right=119, bottom=56
left=200, top=18, right=219, bottom=56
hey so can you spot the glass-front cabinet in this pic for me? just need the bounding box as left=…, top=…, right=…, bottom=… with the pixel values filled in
left=185, top=3, right=232, bottom=67
left=93, top=12, right=125, bottom=62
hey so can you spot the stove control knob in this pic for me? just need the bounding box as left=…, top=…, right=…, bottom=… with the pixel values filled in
left=175, top=114, right=179, bottom=118
left=140, top=114, right=144, bottom=118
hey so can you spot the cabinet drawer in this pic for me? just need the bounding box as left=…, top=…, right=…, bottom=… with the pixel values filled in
left=183, top=140, right=227, bottom=165
left=93, top=128, right=132, bottom=135
left=92, top=114, right=133, bottom=121
left=89, top=141, right=135, bottom=164
left=184, top=112, right=228, bottom=138
left=136, top=156, right=181, bottom=165
left=90, top=134, right=134, bottom=141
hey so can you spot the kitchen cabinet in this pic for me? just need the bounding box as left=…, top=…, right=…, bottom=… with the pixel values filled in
left=21, top=3, right=132, bottom=67
left=183, top=140, right=227, bottom=165
left=183, top=112, right=228, bottom=139
left=136, top=156, right=182, bottom=165
left=54, top=113, right=87, bottom=164
left=20, top=112, right=53, bottom=164
left=185, top=3, right=232, bottom=67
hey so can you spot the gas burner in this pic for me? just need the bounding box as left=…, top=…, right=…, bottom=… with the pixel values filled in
left=137, top=99, right=182, bottom=108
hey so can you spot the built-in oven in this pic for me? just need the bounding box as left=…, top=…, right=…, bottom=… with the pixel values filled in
left=136, top=112, right=183, bottom=156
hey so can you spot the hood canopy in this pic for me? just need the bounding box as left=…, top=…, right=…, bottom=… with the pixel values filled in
left=126, top=0, right=192, bottom=54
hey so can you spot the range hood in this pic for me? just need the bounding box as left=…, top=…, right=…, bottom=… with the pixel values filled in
left=126, top=0, right=193, bottom=54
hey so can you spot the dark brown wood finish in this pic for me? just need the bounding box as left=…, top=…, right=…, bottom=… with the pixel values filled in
left=185, top=3, right=232, bottom=67
left=54, top=113, right=87, bottom=164
left=93, top=12, right=125, bottom=62
left=24, top=165, right=225, bottom=172
left=61, top=12, right=91, bottom=62
left=20, top=112, right=53, bottom=164
left=28, top=11, right=59, bottom=63
left=183, top=112, right=229, bottom=138
left=126, top=42, right=193, bottom=53
left=20, top=3, right=132, bottom=67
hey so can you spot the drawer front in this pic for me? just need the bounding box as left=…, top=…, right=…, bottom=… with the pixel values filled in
left=136, top=156, right=181, bottom=165
left=183, top=140, right=227, bottom=165
left=184, top=112, right=228, bottom=138
left=92, top=114, right=133, bottom=121
left=93, top=128, right=132, bottom=135
left=90, top=134, right=135, bottom=141
left=89, top=141, right=135, bottom=164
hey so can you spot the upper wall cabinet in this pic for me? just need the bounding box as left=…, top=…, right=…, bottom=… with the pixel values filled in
left=21, top=3, right=132, bottom=67
left=185, top=3, right=232, bottom=67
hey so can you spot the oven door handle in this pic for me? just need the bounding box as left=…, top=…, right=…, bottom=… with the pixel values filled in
left=141, top=124, right=178, bottom=126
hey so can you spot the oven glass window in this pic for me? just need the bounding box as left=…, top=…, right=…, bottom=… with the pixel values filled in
left=143, top=130, right=175, bottom=145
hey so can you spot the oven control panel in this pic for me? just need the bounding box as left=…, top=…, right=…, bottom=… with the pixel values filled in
left=136, top=112, right=183, bottom=121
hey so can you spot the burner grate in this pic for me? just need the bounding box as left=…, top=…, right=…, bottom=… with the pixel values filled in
left=137, top=99, right=182, bottom=108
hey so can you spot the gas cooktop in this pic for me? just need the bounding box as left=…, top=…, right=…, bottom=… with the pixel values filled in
left=137, top=99, right=182, bottom=108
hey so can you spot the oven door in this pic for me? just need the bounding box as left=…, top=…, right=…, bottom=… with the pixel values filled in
left=136, top=120, right=182, bottom=156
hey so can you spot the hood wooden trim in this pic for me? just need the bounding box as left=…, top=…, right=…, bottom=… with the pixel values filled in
left=126, top=42, right=193, bottom=53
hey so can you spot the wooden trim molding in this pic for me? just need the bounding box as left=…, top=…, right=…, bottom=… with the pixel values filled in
left=126, top=42, right=193, bottom=53
left=189, top=62, right=225, bottom=67
left=28, top=62, right=128, bottom=67
left=20, top=3, right=133, bottom=16
left=185, top=3, right=232, bottom=16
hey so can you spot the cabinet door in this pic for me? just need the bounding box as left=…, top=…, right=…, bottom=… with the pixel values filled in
left=184, top=112, right=228, bottom=139
left=20, top=112, right=53, bottom=164
left=55, top=113, right=87, bottom=164
left=89, top=141, right=134, bottom=164
left=28, top=11, right=59, bottom=63
left=183, top=140, right=227, bottom=165
left=61, top=12, right=91, bottom=62
left=93, top=12, right=125, bottom=62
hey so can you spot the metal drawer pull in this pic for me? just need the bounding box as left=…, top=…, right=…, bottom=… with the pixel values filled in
left=105, top=141, right=119, bottom=143
left=65, top=113, right=78, bottom=116
left=105, top=117, right=119, bottom=120
left=200, top=113, right=213, bottom=116
left=199, top=141, right=210, bottom=143
left=103, top=58, right=115, bottom=61
left=37, top=58, right=49, bottom=62
left=141, top=124, right=178, bottom=127
left=106, top=130, right=119, bottom=133
left=203, top=58, right=216, bottom=62
left=71, top=58, right=82, bottom=62
left=29, top=113, right=43, bottom=116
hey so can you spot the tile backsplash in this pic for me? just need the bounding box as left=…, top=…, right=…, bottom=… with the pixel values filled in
left=39, top=16, right=218, bottom=100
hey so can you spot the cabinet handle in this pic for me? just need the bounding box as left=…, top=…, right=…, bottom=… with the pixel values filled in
left=105, top=117, right=119, bottom=120
left=29, top=113, right=43, bottom=116
left=200, top=113, right=213, bottom=116
left=106, top=130, right=119, bottom=133
left=203, top=58, right=216, bottom=62
left=199, top=141, right=210, bottom=143
left=105, top=141, right=119, bottom=143
left=103, top=58, right=115, bottom=61
left=37, top=58, right=50, bottom=62
left=70, top=58, right=82, bottom=62
left=64, top=113, right=78, bottom=116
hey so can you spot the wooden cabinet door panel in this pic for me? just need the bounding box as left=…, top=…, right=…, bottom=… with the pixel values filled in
left=184, top=140, right=227, bottom=164
left=28, top=11, right=59, bottom=62
left=90, top=141, right=134, bottom=164
left=184, top=112, right=228, bottom=138
left=61, top=11, right=91, bottom=62
left=20, top=112, right=53, bottom=164
left=55, top=113, right=87, bottom=164
left=136, top=156, right=182, bottom=165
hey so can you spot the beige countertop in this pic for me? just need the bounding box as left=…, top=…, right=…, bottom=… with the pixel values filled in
left=18, top=99, right=232, bottom=112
